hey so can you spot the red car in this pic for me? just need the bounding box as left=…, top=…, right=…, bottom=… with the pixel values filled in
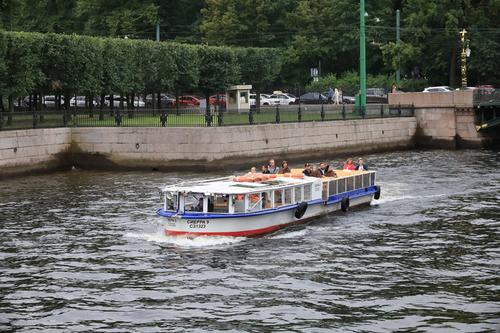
left=209, top=94, right=226, bottom=107
left=174, top=95, right=200, bottom=107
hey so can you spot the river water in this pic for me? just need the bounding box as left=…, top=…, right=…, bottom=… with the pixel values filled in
left=0, top=149, right=499, bottom=332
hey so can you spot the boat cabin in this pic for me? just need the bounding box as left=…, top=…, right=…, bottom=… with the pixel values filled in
left=161, top=170, right=376, bottom=215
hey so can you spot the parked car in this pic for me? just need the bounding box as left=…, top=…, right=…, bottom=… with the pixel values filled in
left=320, top=91, right=355, bottom=104
left=250, top=93, right=274, bottom=106
left=174, top=95, right=200, bottom=107
left=70, top=96, right=98, bottom=107
left=104, top=96, right=145, bottom=108
left=342, top=95, right=355, bottom=104
left=146, top=93, right=176, bottom=107
left=476, top=85, right=495, bottom=94
left=209, top=94, right=226, bottom=107
left=366, top=88, right=388, bottom=103
left=423, top=86, right=454, bottom=92
left=42, top=95, right=64, bottom=108
left=268, top=93, right=295, bottom=105
left=297, top=92, right=327, bottom=104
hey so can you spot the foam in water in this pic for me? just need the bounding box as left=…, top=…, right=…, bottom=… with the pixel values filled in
left=270, top=229, right=308, bottom=239
left=124, top=230, right=246, bottom=248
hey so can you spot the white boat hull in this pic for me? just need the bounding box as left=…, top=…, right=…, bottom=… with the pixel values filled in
left=159, top=194, right=373, bottom=237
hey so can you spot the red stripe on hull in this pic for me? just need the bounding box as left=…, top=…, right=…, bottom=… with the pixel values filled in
left=165, top=219, right=307, bottom=238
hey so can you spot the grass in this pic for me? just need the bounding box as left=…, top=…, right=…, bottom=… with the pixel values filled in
left=0, top=108, right=400, bottom=130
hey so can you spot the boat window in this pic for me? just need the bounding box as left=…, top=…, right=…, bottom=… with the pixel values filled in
left=284, top=188, right=292, bottom=205
left=212, top=194, right=229, bottom=213
left=184, top=193, right=204, bottom=212
left=274, top=189, right=283, bottom=207
left=329, top=180, right=338, bottom=195
left=337, top=178, right=346, bottom=193
left=166, top=192, right=178, bottom=211
left=370, top=172, right=376, bottom=186
left=303, top=184, right=312, bottom=201
left=355, top=175, right=363, bottom=190
left=346, top=177, right=354, bottom=191
left=363, top=173, right=370, bottom=188
left=232, top=194, right=245, bottom=213
left=248, top=193, right=262, bottom=212
left=262, top=191, right=272, bottom=209
left=294, top=186, right=302, bottom=202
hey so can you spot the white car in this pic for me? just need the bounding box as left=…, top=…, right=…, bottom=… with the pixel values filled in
left=268, top=93, right=296, bottom=105
left=104, top=96, right=145, bottom=108
left=250, top=93, right=274, bottom=106
left=42, top=95, right=64, bottom=108
left=70, top=96, right=97, bottom=107
left=423, top=86, right=454, bottom=92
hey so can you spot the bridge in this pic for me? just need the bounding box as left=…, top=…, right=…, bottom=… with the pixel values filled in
left=474, top=90, right=500, bottom=132
left=389, top=89, right=500, bottom=148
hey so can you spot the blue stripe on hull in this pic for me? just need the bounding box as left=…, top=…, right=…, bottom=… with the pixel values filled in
left=156, top=186, right=378, bottom=219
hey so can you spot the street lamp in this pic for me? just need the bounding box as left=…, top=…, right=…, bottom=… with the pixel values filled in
left=359, top=0, right=366, bottom=113
left=459, top=29, right=470, bottom=88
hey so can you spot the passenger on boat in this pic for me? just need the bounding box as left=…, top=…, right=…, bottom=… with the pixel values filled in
left=355, top=158, right=369, bottom=171
left=319, top=162, right=336, bottom=177
left=319, top=162, right=328, bottom=176
left=343, top=159, right=356, bottom=171
left=303, top=163, right=312, bottom=176
left=261, top=165, right=270, bottom=174
left=279, top=161, right=291, bottom=174
left=247, top=167, right=257, bottom=175
left=310, top=164, right=323, bottom=178
left=267, top=159, right=280, bottom=174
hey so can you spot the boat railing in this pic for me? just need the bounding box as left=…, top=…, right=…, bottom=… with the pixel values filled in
left=162, top=175, right=235, bottom=190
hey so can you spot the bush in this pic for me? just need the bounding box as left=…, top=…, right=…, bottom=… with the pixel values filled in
left=0, top=30, right=283, bottom=104
left=305, top=71, right=393, bottom=95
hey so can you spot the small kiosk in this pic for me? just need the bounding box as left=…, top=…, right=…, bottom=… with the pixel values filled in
left=226, top=85, right=252, bottom=112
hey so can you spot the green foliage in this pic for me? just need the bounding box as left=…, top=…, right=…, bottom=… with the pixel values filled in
left=198, top=45, right=240, bottom=95
left=0, top=0, right=498, bottom=88
left=0, top=31, right=43, bottom=98
left=237, top=47, right=282, bottom=90
left=380, top=41, right=421, bottom=74
left=305, top=71, right=393, bottom=95
left=0, top=30, right=281, bottom=101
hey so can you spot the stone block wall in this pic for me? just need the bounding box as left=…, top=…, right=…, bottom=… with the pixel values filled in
left=0, top=128, right=72, bottom=177
left=71, top=117, right=417, bottom=170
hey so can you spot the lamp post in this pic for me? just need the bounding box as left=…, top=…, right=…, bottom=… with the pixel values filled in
left=396, top=9, right=400, bottom=86
left=359, top=0, right=366, bottom=111
left=460, top=29, right=471, bottom=88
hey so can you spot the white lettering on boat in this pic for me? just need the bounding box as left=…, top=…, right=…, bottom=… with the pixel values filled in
left=187, top=220, right=210, bottom=228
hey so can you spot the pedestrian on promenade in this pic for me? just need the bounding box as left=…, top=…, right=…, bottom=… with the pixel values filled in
left=327, top=87, right=334, bottom=104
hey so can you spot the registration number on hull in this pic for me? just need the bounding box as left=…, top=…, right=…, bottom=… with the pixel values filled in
left=187, top=219, right=210, bottom=229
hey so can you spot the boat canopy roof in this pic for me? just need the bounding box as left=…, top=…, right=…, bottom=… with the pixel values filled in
left=162, top=175, right=318, bottom=195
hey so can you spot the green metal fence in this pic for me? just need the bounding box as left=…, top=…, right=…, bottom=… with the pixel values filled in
left=0, top=104, right=414, bottom=131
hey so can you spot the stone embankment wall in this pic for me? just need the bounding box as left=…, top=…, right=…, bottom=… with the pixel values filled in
left=71, top=118, right=416, bottom=170
left=0, top=117, right=416, bottom=177
left=389, top=90, right=486, bottom=148
left=0, top=128, right=71, bottom=178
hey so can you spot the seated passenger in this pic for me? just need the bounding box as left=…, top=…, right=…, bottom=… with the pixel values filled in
left=267, top=159, right=279, bottom=174
left=302, top=163, right=312, bottom=176
left=261, top=165, right=270, bottom=174
left=355, top=158, right=369, bottom=171
left=310, top=164, right=323, bottom=178
left=318, top=162, right=329, bottom=176
left=343, top=158, right=355, bottom=171
left=279, top=161, right=291, bottom=174
left=247, top=167, right=257, bottom=176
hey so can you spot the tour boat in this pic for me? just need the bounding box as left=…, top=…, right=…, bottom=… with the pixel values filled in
left=157, top=169, right=380, bottom=237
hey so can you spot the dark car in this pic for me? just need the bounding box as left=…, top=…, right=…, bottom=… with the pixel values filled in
left=366, top=88, right=388, bottom=103
left=297, top=92, right=327, bottom=104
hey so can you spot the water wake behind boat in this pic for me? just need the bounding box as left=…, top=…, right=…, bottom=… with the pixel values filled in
left=124, top=230, right=246, bottom=247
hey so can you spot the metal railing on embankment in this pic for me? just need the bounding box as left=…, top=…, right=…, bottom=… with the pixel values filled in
left=0, top=104, right=415, bottom=130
